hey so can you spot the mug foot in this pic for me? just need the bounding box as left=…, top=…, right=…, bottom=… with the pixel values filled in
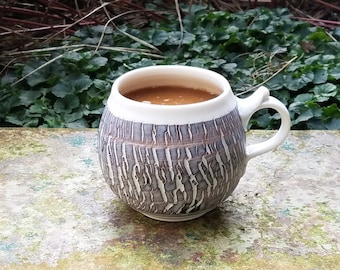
left=137, top=207, right=216, bottom=222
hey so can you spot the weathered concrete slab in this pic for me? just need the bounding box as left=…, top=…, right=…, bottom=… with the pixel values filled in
left=0, top=129, right=339, bottom=269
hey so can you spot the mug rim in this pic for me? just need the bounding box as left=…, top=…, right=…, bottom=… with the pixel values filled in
left=106, top=65, right=237, bottom=124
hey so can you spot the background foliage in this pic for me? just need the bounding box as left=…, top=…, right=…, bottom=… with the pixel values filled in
left=1, top=4, right=339, bottom=129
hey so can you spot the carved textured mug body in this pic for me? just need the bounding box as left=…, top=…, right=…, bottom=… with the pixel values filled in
left=98, top=65, right=291, bottom=222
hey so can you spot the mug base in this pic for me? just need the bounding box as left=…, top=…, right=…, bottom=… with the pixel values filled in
left=137, top=207, right=216, bottom=222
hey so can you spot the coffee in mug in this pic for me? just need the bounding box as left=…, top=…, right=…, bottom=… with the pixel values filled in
left=98, top=65, right=291, bottom=222
left=124, top=85, right=219, bottom=105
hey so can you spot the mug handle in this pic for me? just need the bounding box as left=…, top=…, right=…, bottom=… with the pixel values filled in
left=236, top=86, right=291, bottom=161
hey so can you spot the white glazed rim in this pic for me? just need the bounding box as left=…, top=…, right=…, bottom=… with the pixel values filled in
left=107, top=65, right=237, bottom=125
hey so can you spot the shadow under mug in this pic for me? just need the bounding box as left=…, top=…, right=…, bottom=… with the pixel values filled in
left=98, top=65, right=291, bottom=222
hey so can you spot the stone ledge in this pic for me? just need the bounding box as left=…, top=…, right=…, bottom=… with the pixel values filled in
left=0, top=129, right=339, bottom=269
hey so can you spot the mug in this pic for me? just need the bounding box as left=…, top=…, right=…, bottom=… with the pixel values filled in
left=98, top=65, right=290, bottom=222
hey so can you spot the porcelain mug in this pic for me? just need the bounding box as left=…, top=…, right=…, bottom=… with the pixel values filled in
left=98, top=65, right=290, bottom=222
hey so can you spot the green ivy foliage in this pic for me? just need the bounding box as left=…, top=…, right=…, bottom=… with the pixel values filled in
left=1, top=5, right=339, bottom=129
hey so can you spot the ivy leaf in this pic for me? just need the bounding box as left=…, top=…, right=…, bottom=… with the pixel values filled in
left=307, top=28, right=332, bottom=42
left=304, top=55, right=320, bottom=65
left=128, top=58, right=155, bottom=69
left=284, top=73, right=313, bottom=91
left=189, top=58, right=207, bottom=67
left=63, top=51, right=83, bottom=62
left=22, top=62, right=51, bottom=87
left=292, top=108, right=314, bottom=125
left=152, top=30, right=168, bottom=46
left=1, top=73, right=17, bottom=84
left=84, top=56, right=108, bottom=72
left=313, top=68, right=328, bottom=84
left=54, top=94, right=80, bottom=114
left=321, top=54, right=336, bottom=63
left=210, top=59, right=227, bottom=68
left=166, top=31, right=195, bottom=45
left=72, top=74, right=93, bottom=92
left=19, top=90, right=42, bottom=106
left=190, top=41, right=212, bottom=53
left=289, top=93, right=314, bottom=111
left=93, top=79, right=110, bottom=91
left=329, top=65, right=340, bottom=80
left=51, top=81, right=70, bottom=98
left=320, top=102, right=340, bottom=129
left=182, top=32, right=196, bottom=44
left=63, top=110, right=84, bottom=123
left=65, top=118, right=88, bottom=128
left=83, top=36, right=101, bottom=45
left=29, top=99, right=48, bottom=114
left=300, top=72, right=314, bottom=85
left=313, top=83, right=337, bottom=102
left=23, top=118, right=40, bottom=127
left=52, top=73, right=92, bottom=97
left=221, top=63, right=237, bottom=74
left=266, top=74, right=285, bottom=90
left=322, top=104, right=340, bottom=120
left=324, top=118, right=340, bottom=130
left=166, top=31, right=182, bottom=45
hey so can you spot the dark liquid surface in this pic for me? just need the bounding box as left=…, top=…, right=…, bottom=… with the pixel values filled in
left=124, top=85, right=219, bottom=105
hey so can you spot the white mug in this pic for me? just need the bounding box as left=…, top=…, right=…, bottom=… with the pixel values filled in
left=98, top=65, right=290, bottom=222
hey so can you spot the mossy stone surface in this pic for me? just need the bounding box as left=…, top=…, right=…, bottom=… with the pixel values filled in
left=1, top=129, right=339, bottom=269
